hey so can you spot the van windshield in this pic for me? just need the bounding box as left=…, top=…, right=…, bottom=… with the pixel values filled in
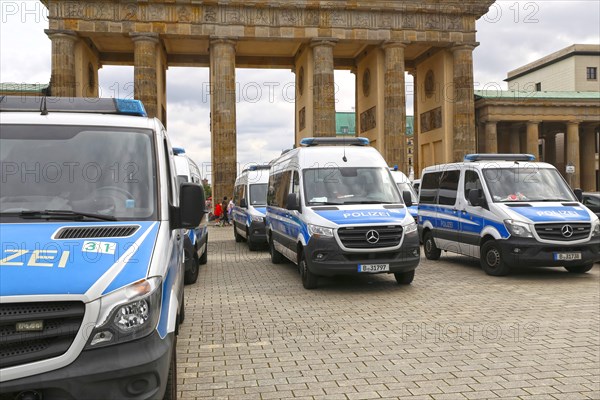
left=483, top=167, right=576, bottom=203
left=0, top=125, right=157, bottom=220
left=304, top=167, right=401, bottom=205
left=249, top=183, right=267, bottom=206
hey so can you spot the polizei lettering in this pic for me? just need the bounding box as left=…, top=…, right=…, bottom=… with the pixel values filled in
left=536, top=210, right=582, bottom=217
left=343, top=211, right=391, bottom=218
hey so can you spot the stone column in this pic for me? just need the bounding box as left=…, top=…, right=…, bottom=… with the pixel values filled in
left=45, top=29, right=78, bottom=97
left=509, top=124, right=521, bottom=153
left=412, top=71, right=419, bottom=178
left=580, top=124, right=596, bottom=191
left=131, top=33, right=160, bottom=119
left=484, top=120, right=498, bottom=153
left=382, top=41, right=407, bottom=170
left=526, top=121, right=540, bottom=159
left=451, top=44, right=477, bottom=162
left=566, top=121, right=581, bottom=188
left=210, top=38, right=238, bottom=209
left=311, top=39, right=337, bottom=136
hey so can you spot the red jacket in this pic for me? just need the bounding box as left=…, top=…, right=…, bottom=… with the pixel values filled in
left=214, top=203, right=222, bottom=217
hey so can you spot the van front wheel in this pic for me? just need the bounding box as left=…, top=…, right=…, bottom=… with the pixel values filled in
left=564, top=264, right=593, bottom=273
left=234, top=226, right=243, bottom=243
left=299, top=253, right=318, bottom=289
left=423, top=232, right=441, bottom=260
left=480, top=241, right=510, bottom=276
left=162, top=337, right=177, bottom=400
left=394, top=270, right=415, bottom=284
left=269, top=235, right=284, bottom=264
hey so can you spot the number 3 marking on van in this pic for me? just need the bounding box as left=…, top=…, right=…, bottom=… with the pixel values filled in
left=83, top=241, right=117, bottom=255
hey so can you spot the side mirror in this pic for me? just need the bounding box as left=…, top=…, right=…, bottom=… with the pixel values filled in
left=468, top=189, right=483, bottom=207
left=286, top=193, right=301, bottom=211
left=574, top=188, right=583, bottom=203
left=177, top=183, right=205, bottom=229
left=240, top=198, right=248, bottom=208
left=402, top=191, right=413, bottom=208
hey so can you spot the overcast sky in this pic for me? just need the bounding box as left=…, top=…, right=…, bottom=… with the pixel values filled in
left=1, top=1, right=599, bottom=181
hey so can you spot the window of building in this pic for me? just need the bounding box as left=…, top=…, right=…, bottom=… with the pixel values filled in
left=535, top=82, right=542, bottom=91
left=587, top=67, right=598, bottom=80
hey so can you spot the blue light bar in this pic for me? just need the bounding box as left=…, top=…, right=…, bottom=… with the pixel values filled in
left=247, top=165, right=271, bottom=171
left=464, top=154, right=536, bottom=162
left=300, top=137, right=370, bottom=147
left=114, top=99, right=147, bottom=117
left=0, top=96, right=148, bottom=117
left=173, top=147, right=186, bottom=155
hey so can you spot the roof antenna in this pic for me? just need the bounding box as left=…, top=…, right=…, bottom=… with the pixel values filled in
left=342, top=136, right=348, bottom=162
left=40, top=95, right=48, bottom=116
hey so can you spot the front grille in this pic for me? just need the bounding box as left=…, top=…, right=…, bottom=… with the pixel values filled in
left=337, top=225, right=403, bottom=249
left=0, top=302, right=85, bottom=369
left=535, top=223, right=591, bottom=241
left=55, top=225, right=138, bottom=239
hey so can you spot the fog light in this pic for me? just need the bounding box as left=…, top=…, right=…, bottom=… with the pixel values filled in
left=513, top=248, right=522, bottom=254
left=412, top=249, right=420, bottom=257
left=316, top=253, right=325, bottom=260
left=91, top=330, right=113, bottom=346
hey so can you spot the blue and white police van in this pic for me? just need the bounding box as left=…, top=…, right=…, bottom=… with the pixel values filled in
left=232, top=165, right=270, bottom=250
left=0, top=96, right=205, bottom=399
left=390, top=167, right=419, bottom=223
left=174, top=147, right=209, bottom=284
left=418, top=154, right=600, bottom=276
left=266, top=137, right=420, bottom=289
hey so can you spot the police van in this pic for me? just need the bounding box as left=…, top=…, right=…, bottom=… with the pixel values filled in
left=418, top=154, right=600, bottom=276
left=390, top=167, right=418, bottom=223
left=232, top=165, right=270, bottom=250
left=174, top=147, right=209, bottom=284
left=266, top=137, right=420, bottom=289
left=0, top=96, right=205, bottom=399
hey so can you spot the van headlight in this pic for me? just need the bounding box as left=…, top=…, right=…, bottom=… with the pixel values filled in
left=592, top=218, right=600, bottom=237
left=85, top=277, right=162, bottom=349
left=308, top=224, right=334, bottom=237
left=251, top=215, right=265, bottom=222
left=404, top=221, right=418, bottom=235
left=504, top=219, right=533, bottom=238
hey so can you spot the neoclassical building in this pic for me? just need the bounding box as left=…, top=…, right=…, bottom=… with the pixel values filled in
left=40, top=0, right=494, bottom=202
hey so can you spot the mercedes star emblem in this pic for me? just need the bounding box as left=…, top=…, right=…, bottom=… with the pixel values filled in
left=366, top=230, right=380, bottom=244
left=561, top=225, right=574, bottom=238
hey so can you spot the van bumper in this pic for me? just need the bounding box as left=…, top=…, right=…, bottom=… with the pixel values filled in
left=305, top=231, right=420, bottom=277
left=497, top=236, right=600, bottom=267
left=0, top=331, right=173, bottom=400
left=248, top=220, right=267, bottom=243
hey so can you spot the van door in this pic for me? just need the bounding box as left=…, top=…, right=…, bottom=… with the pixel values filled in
left=459, top=169, right=485, bottom=257
left=436, top=170, right=461, bottom=254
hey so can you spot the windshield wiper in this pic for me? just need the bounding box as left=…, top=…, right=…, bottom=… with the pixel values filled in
left=17, top=210, right=117, bottom=221
left=343, top=201, right=393, bottom=204
left=309, top=202, right=344, bottom=206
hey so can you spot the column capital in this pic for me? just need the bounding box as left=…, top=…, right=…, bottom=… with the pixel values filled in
left=481, top=118, right=499, bottom=124
left=209, top=36, right=238, bottom=47
left=44, top=29, right=78, bottom=41
left=381, top=40, right=409, bottom=50
left=567, top=120, right=582, bottom=126
left=130, top=32, right=160, bottom=44
left=310, top=38, right=338, bottom=48
left=451, top=42, right=479, bottom=53
left=527, top=120, right=541, bottom=126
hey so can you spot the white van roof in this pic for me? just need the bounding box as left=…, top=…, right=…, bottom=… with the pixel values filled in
left=270, top=145, right=388, bottom=171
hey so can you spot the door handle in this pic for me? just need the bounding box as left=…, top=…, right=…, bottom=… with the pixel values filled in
left=176, top=233, right=181, bottom=241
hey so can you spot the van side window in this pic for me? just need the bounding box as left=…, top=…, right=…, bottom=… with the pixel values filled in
left=464, top=170, right=483, bottom=204
left=420, top=172, right=441, bottom=204
left=292, top=171, right=300, bottom=195
left=268, top=170, right=291, bottom=208
left=438, top=170, right=460, bottom=206
left=162, top=137, right=175, bottom=204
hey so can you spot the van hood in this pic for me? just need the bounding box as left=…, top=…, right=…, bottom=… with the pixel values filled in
left=0, top=221, right=159, bottom=297
left=313, top=205, right=407, bottom=225
left=502, top=203, right=592, bottom=223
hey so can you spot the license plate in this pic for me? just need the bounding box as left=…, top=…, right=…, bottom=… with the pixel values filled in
left=554, top=252, right=582, bottom=261
left=358, top=263, right=390, bottom=273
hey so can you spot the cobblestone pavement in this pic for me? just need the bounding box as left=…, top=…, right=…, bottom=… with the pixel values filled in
left=178, top=226, right=600, bottom=399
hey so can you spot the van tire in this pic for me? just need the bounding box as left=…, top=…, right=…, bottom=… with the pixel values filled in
left=163, top=337, right=177, bottom=400
left=184, top=252, right=199, bottom=285
left=247, top=229, right=259, bottom=251
left=564, top=264, right=593, bottom=273
left=394, top=270, right=415, bottom=284
left=423, top=232, right=441, bottom=260
left=269, top=235, right=284, bottom=264
left=480, top=241, right=510, bottom=276
left=199, top=238, right=208, bottom=265
left=234, top=226, right=243, bottom=242
left=300, top=252, right=318, bottom=289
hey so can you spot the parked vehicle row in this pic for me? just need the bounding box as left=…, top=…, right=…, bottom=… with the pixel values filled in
left=0, top=96, right=207, bottom=399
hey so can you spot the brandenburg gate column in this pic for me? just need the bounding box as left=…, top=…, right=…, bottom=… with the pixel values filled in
left=451, top=44, right=477, bottom=162
left=210, top=37, right=238, bottom=207
left=526, top=121, right=540, bottom=160
left=382, top=41, right=407, bottom=171
left=131, top=33, right=160, bottom=119
left=310, top=39, right=337, bottom=137
left=566, top=121, right=581, bottom=188
left=580, top=124, right=596, bottom=191
left=484, top=120, right=498, bottom=153
left=45, top=30, right=78, bottom=97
